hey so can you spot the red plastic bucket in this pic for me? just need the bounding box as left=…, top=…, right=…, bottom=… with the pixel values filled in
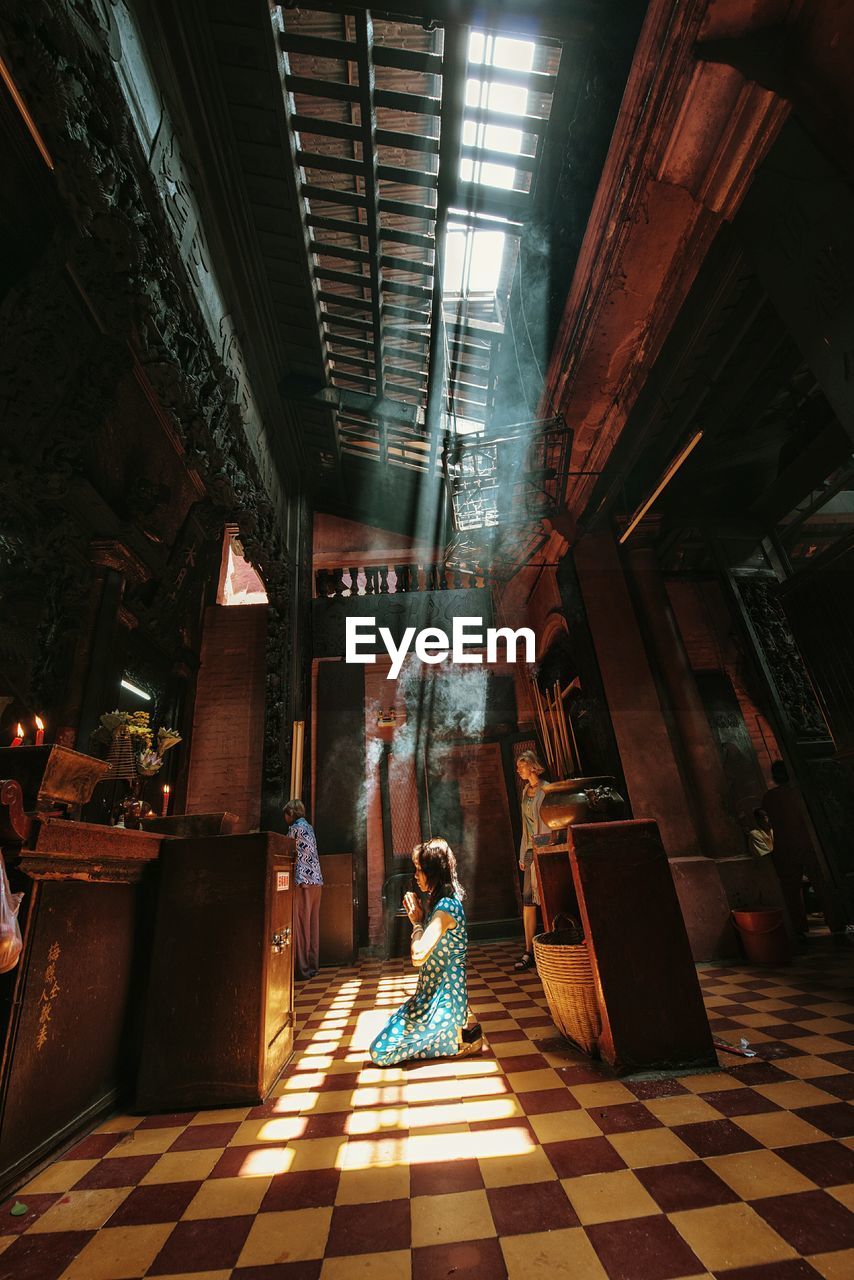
left=732, top=910, right=790, bottom=965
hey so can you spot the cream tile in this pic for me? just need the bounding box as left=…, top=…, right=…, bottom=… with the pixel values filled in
left=21, top=1160, right=97, bottom=1194
left=187, top=1107, right=250, bottom=1125
left=529, top=1111, right=601, bottom=1144
left=773, top=1055, right=844, bottom=1079
left=411, top=1189, right=496, bottom=1247
left=336, top=1164, right=409, bottom=1204
left=492, top=1040, right=537, bottom=1057
left=478, top=1145, right=557, bottom=1188
left=828, top=1183, right=854, bottom=1212
left=321, top=1251, right=411, bottom=1280
left=502, top=1226, right=608, bottom=1278
left=0, top=1238, right=15, bottom=1258
left=807, top=1248, right=854, bottom=1279
left=645, top=1095, right=723, bottom=1126
left=567, top=1082, right=636, bottom=1108
left=105, top=1126, right=185, bottom=1157
left=670, top=1203, right=797, bottom=1271
left=679, top=1072, right=746, bottom=1093
left=140, top=1148, right=221, bottom=1183
left=504, top=1068, right=564, bottom=1094
left=93, top=1114, right=143, bottom=1135
left=800, top=1017, right=852, bottom=1035
left=707, top=1149, right=815, bottom=1199
left=347, top=1106, right=409, bottom=1135
left=733, top=1111, right=826, bottom=1149
left=563, top=1169, right=659, bottom=1225
left=785, top=1036, right=852, bottom=1055
left=238, top=1206, right=332, bottom=1265
left=230, top=1116, right=307, bottom=1146
left=340, top=1135, right=408, bottom=1171
left=183, top=1175, right=271, bottom=1218
left=59, top=1224, right=173, bottom=1279
left=463, top=1096, right=526, bottom=1124
left=608, top=1129, right=695, bottom=1168
left=753, top=1080, right=837, bottom=1109
left=286, top=1136, right=349, bottom=1172
left=29, top=1187, right=130, bottom=1233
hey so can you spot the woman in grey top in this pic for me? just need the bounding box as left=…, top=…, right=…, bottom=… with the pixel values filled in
left=515, top=750, right=548, bottom=972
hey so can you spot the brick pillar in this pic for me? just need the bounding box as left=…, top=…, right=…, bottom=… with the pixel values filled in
left=186, top=604, right=267, bottom=832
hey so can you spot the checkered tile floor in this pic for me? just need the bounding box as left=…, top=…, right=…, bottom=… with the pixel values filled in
left=3, top=940, right=854, bottom=1279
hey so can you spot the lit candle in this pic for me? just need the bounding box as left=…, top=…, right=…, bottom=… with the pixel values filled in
left=161, top=783, right=170, bottom=817
left=34, top=715, right=45, bottom=747
left=11, top=723, right=24, bottom=747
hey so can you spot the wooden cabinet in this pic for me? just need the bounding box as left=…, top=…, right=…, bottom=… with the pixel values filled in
left=318, top=853, right=357, bottom=966
left=0, top=815, right=161, bottom=1198
left=136, top=832, right=295, bottom=1110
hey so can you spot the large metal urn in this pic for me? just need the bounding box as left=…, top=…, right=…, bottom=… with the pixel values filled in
left=540, top=776, right=625, bottom=831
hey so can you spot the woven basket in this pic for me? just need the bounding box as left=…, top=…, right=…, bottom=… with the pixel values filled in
left=533, top=921, right=601, bottom=1057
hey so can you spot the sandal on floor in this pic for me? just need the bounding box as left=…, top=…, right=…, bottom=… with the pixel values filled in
left=514, top=952, right=535, bottom=972
left=458, top=1023, right=483, bottom=1057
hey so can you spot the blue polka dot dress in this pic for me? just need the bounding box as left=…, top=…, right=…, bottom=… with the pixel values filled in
left=369, top=895, right=468, bottom=1067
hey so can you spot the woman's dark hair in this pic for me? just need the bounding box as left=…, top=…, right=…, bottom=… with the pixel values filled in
left=412, top=836, right=465, bottom=915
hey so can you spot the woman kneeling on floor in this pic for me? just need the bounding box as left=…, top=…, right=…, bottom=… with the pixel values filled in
left=369, top=837, right=481, bottom=1066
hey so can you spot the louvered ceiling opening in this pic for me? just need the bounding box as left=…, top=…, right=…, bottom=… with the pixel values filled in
left=276, top=8, right=561, bottom=476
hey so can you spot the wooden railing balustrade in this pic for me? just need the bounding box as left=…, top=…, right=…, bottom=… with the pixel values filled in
left=314, top=562, right=490, bottom=598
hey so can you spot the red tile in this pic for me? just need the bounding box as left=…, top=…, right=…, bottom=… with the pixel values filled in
left=149, top=1215, right=254, bottom=1274
left=624, top=1078, right=689, bottom=1101
left=818, top=1072, right=854, bottom=1101
left=210, top=1144, right=281, bottom=1179
left=556, top=1064, right=611, bottom=1085
left=0, top=1230, right=92, bottom=1280
left=585, top=1214, right=703, bottom=1280
left=487, top=1180, right=578, bottom=1235
left=0, top=1192, right=60, bottom=1235
left=794, top=1102, right=854, bottom=1139
left=317, top=1072, right=361, bottom=1093
left=325, top=1199, right=410, bottom=1256
left=590, top=1103, right=663, bottom=1135
left=778, top=1139, right=854, bottom=1187
left=260, top=1169, right=341, bottom=1212
left=515, top=1088, right=579, bottom=1115
left=753, top=1189, right=854, bottom=1254
left=412, top=1237, right=507, bottom=1280
left=106, top=1181, right=202, bottom=1226
left=64, top=1132, right=122, bottom=1160
left=825, top=1050, right=854, bottom=1071
left=728, top=1062, right=790, bottom=1085
left=543, top=1136, right=626, bottom=1178
left=671, top=1119, right=762, bottom=1158
left=301, top=1111, right=351, bottom=1139
left=636, top=1160, right=740, bottom=1212
left=709, top=1262, right=823, bottom=1280
left=757, top=1041, right=806, bottom=1060
left=410, top=1159, right=484, bottom=1196
left=494, top=1053, right=548, bottom=1073
left=73, top=1154, right=159, bottom=1189
left=169, top=1122, right=240, bottom=1151
left=701, top=1087, right=781, bottom=1117
left=233, top=1264, right=322, bottom=1279
left=137, top=1112, right=197, bottom=1130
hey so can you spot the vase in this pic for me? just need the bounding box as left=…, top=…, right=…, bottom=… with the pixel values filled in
left=540, top=776, right=625, bottom=831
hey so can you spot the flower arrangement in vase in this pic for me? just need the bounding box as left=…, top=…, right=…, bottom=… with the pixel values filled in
left=93, top=710, right=182, bottom=778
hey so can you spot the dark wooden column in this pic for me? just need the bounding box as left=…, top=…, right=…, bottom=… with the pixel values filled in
left=625, top=544, right=745, bottom=857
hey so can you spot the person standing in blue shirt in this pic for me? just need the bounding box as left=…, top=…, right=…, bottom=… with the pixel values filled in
left=284, top=799, right=323, bottom=980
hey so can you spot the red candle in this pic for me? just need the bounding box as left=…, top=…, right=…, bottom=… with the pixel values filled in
left=34, top=715, right=45, bottom=747
left=11, top=723, right=24, bottom=747
left=161, top=784, right=170, bottom=817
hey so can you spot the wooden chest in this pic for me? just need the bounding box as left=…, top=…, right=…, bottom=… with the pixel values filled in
left=136, top=831, right=296, bottom=1110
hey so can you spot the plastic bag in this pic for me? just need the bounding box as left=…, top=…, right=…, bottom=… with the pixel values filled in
left=0, top=856, right=23, bottom=974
